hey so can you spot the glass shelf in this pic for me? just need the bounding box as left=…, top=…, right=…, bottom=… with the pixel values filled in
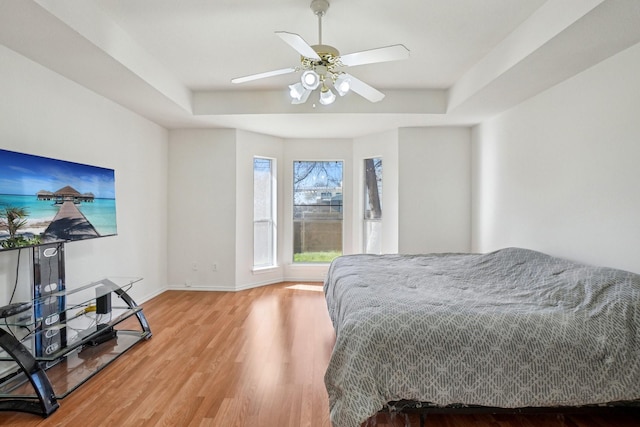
left=2, top=277, right=142, bottom=327
left=0, top=331, right=145, bottom=399
left=0, top=277, right=151, bottom=417
left=1, top=278, right=145, bottom=360
left=0, top=306, right=144, bottom=362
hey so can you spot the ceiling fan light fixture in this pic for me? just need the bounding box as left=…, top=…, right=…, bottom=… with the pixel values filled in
left=232, top=0, right=409, bottom=106
left=301, top=70, right=320, bottom=90
left=319, top=86, right=336, bottom=105
left=334, top=74, right=351, bottom=96
left=292, top=89, right=311, bottom=104
left=289, top=83, right=310, bottom=102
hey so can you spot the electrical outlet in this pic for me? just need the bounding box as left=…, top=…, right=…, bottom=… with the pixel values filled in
left=185, top=279, right=192, bottom=287
left=211, top=264, right=217, bottom=271
left=192, top=262, right=198, bottom=271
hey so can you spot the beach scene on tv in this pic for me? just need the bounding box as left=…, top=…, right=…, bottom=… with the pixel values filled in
left=0, top=149, right=117, bottom=251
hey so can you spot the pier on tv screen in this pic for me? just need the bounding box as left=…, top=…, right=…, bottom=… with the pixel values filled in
left=0, top=148, right=117, bottom=251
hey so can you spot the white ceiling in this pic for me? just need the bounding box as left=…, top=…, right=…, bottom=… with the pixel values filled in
left=93, top=0, right=544, bottom=91
left=1, top=0, right=640, bottom=138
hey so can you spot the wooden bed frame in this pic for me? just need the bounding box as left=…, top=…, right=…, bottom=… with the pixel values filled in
left=381, top=400, right=640, bottom=427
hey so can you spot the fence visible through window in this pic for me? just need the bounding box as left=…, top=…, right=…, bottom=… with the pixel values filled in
left=293, top=161, right=343, bottom=263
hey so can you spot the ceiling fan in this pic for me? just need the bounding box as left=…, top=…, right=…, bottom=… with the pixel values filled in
left=231, top=0, right=410, bottom=106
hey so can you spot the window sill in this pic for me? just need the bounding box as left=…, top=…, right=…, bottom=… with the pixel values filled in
left=252, top=265, right=280, bottom=274
left=290, top=263, right=332, bottom=266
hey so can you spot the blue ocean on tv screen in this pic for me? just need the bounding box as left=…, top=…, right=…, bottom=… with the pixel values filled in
left=0, top=149, right=118, bottom=250
left=0, top=194, right=117, bottom=236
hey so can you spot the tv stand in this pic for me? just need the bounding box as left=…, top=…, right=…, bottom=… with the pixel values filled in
left=0, top=276, right=151, bottom=417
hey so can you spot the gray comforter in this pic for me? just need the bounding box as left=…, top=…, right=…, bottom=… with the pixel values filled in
left=323, top=248, right=640, bottom=427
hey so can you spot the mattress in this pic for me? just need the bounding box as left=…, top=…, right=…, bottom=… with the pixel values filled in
left=323, top=248, right=640, bottom=427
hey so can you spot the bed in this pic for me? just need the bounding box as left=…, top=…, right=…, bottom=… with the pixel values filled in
left=323, top=247, right=640, bottom=427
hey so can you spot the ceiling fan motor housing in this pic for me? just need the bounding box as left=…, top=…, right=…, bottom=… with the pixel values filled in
left=312, top=44, right=339, bottom=58
left=301, top=44, right=341, bottom=82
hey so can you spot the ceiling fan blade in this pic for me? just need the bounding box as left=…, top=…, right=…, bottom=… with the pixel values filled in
left=340, top=44, right=410, bottom=67
left=344, top=73, right=385, bottom=103
left=231, top=67, right=296, bottom=84
left=275, top=31, right=321, bottom=61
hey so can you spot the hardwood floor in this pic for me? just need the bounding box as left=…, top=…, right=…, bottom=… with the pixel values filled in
left=1, top=282, right=638, bottom=427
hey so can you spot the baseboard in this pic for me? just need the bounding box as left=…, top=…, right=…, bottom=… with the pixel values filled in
left=166, top=277, right=304, bottom=292
left=283, top=276, right=326, bottom=283
left=167, top=284, right=235, bottom=292
left=136, top=286, right=169, bottom=304
left=235, top=278, right=283, bottom=291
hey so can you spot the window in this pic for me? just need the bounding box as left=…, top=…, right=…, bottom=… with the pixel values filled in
left=293, top=161, right=343, bottom=263
left=363, top=158, right=382, bottom=254
left=253, top=157, right=276, bottom=268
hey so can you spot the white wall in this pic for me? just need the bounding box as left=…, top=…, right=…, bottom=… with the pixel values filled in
left=353, top=130, right=400, bottom=254
left=168, top=127, right=473, bottom=289
left=472, top=41, right=640, bottom=274
left=398, top=127, right=472, bottom=254
left=0, top=45, right=169, bottom=304
left=168, top=129, right=237, bottom=290
left=168, top=132, right=356, bottom=286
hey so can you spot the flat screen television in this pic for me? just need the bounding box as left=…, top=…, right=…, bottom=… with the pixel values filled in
left=0, top=148, right=117, bottom=251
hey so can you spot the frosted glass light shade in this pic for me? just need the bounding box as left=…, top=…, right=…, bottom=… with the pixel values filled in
left=334, top=74, right=351, bottom=96
left=319, top=87, right=336, bottom=105
left=301, top=70, right=320, bottom=90
left=289, top=83, right=311, bottom=104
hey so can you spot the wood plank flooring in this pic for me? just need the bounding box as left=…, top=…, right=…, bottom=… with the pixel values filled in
left=0, top=282, right=638, bottom=427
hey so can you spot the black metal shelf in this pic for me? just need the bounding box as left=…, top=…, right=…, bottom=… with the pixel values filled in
left=0, top=277, right=151, bottom=417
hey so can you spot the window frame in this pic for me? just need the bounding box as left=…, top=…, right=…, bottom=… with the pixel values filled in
left=292, top=160, right=344, bottom=264
left=363, top=157, right=383, bottom=254
left=253, top=156, right=277, bottom=269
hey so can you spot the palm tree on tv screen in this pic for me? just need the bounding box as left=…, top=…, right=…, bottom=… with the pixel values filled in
left=0, top=206, right=40, bottom=248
